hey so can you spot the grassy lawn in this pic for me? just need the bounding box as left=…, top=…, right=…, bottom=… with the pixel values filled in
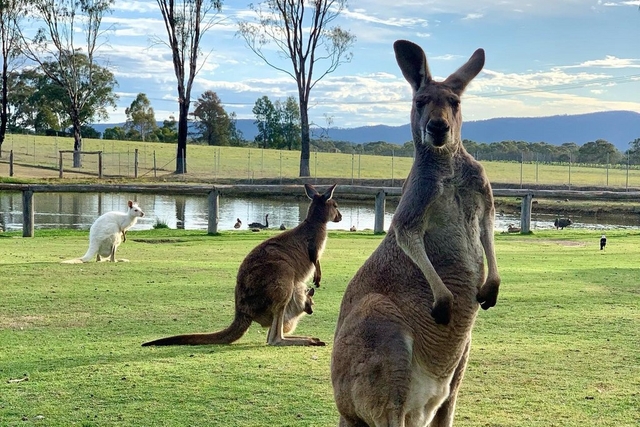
left=0, top=229, right=638, bottom=426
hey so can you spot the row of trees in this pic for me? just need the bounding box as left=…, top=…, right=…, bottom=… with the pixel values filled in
left=463, top=138, right=640, bottom=165
left=0, top=0, right=356, bottom=176
left=101, top=91, right=298, bottom=149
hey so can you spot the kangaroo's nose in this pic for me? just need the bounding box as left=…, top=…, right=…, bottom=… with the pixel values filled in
left=426, top=118, right=449, bottom=135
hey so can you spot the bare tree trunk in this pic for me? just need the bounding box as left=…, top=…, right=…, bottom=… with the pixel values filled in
left=72, top=117, right=82, bottom=168
left=0, top=55, right=7, bottom=158
left=175, top=101, right=189, bottom=174
left=299, top=101, right=311, bottom=177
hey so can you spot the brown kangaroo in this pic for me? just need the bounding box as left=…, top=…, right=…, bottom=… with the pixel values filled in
left=143, top=183, right=342, bottom=347
left=331, top=40, right=501, bottom=427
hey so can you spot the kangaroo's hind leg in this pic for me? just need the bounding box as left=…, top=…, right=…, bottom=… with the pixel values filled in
left=428, top=340, right=471, bottom=427
left=266, top=308, right=323, bottom=346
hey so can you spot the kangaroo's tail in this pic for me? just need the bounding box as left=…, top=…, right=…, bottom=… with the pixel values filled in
left=142, top=312, right=252, bottom=346
left=79, top=240, right=99, bottom=262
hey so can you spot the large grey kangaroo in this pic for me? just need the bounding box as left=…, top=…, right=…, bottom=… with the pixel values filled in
left=143, top=184, right=342, bottom=347
left=331, top=40, right=501, bottom=427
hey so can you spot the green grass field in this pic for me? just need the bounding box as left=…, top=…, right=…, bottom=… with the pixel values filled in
left=0, top=229, right=638, bottom=426
left=3, top=133, right=640, bottom=188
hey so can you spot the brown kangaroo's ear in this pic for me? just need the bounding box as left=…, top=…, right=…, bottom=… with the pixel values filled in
left=322, top=184, right=337, bottom=202
left=306, top=287, right=315, bottom=297
left=443, top=48, right=485, bottom=94
left=394, top=40, right=431, bottom=92
left=304, top=183, right=319, bottom=200
left=128, top=200, right=133, bottom=208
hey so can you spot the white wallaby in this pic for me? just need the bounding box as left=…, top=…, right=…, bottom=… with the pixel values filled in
left=62, top=200, right=145, bottom=264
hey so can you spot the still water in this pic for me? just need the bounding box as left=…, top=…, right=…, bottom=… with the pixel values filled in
left=1, top=192, right=639, bottom=233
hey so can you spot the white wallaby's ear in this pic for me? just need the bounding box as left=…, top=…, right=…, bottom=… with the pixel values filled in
left=443, top=48, right=485, bottom=94
left=307, top=287, right=315, bottom=297
left=304, top=183, right=319, bottom=200
left=128, top=200, right=133, bottom=208
left=394, top=40, right=431, bottom=92
left=322, top=184, right=337, bottom=201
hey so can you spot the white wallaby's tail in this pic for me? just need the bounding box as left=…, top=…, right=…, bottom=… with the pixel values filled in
left=80, top=240, right=100, bottom=262
left=60, top=241, right=98, bottom=264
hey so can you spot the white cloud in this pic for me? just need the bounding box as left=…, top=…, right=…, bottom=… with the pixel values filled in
left=462, top=13, right=484, bottom=20
left=562, top=56, right=640, bottom=69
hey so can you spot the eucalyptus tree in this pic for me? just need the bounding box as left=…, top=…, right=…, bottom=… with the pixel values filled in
left=0, top=0, right=25, bottom=156
left=155, top=0, right=223, bottom=173
left=277, top=96, right=301, bottom=150
left=192, top=90, right=230, bottom=145
left=577, top=139, right=621, bottom=165
left=252, top=95, right=278, bottom=149
left=238, top=0, right=356, bottom=177
left=18, top=0, right=117, bottom=167
left=125, top=93, right=157, bottom=142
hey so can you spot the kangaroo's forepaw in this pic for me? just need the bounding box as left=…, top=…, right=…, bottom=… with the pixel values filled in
left=477, top=280, right=500, bottom=310
left=431, top=299, right=452, bottom=325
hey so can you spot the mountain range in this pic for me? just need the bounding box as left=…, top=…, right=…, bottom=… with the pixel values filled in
left=92, top=110, right=640, bottom=152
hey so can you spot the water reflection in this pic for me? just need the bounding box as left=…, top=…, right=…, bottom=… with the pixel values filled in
left=0, top=192, right=396, bottom=232
left=1, top=191, right=639, bottom=233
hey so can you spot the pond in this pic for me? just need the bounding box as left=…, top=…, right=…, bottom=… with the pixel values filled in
left=1, top=191, right=639, bottom=233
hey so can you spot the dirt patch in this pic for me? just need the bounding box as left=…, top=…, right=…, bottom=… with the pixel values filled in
left=0, top=315, right=46, bottom=329
left=537, top=240, right=586, bottom=247
left=133, top=239, right=186, bottom=244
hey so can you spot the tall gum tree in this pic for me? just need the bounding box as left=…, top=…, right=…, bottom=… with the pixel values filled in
left=0, top=0, right=25, bottom=157
left=238, top=0, right=355, bottom=177
left=18, top=0, right=115, bottom=167
left=154, top=0, right=223, bottom=174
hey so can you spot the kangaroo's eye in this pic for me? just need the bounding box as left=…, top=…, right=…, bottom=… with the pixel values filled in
left=415, top=97, right=429, bottom=109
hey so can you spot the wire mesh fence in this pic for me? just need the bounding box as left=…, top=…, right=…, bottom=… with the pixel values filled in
left=2, top=133, right=640, bottom=189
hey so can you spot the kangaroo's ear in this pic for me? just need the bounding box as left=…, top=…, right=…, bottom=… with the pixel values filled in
left=128, top=200, right=133, bottom=208
left=394, top=40, right=431, bottom=92
left=322, top=184, right=337, bottom=201
left=306, top=287, right=315, bottom=297
left=304, top=183, right=318, bottom=200
left=443, top=48, right=485, bottom=94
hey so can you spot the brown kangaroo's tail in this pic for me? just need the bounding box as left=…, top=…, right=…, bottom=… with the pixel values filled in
left=142, top=312, right=252, bottom=346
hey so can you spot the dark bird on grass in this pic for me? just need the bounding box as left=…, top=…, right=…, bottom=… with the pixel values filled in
left=248, top=214, right=269, bottom=229
left=279, top=223, right=286, bottom=230
left=234, top=218, right=242, bottom=229
left=600, top=235, right=607, bottom=250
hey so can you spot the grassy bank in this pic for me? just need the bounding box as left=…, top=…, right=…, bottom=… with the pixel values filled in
left=0, top=229, right=638, bottom=426
left=3, top=133, right=640, bottom=189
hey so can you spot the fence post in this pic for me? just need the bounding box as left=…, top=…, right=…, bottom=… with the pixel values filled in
left=207, top=188, right=220, bottom=235
left=153, top=151, right=157, bottom=178
left=374, top=189, right=386, bottom=234
left=520, top=192, right=534, bottom=234
left=9, top=150, right=13, bottom=177
left=22, top=189, right=34, bottom=237
left=134, top=149, right=139, bottom=178
left=98, top=151, right=103, bottom=179
left=59, top=151, right=63, bottom=178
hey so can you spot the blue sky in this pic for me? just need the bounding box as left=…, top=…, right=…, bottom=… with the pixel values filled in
left=73, top=0, right=640, bottom=128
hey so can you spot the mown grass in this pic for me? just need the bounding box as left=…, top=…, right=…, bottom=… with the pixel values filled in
left=0, top=229, right=638, bottom=426
left=3, top=133, right=640, bottom=188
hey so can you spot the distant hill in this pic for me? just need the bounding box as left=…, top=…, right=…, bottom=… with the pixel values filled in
left=317, top=111, right=640, bottom=152
left=92, top=110, right=640, bottom=152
